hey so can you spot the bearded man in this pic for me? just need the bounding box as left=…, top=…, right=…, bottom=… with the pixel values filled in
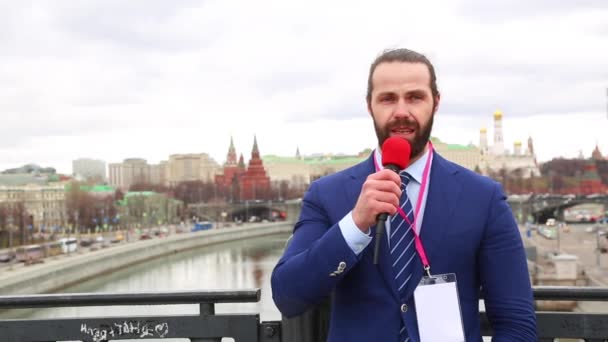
left=271, top=48, right=536, bottom=342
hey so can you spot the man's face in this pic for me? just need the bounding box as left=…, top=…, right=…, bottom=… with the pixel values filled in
left=368, top=61, right=439, bottom=161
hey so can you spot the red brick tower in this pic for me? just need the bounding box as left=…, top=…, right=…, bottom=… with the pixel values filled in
left=241, top=135, right=271, bottom=200
left=215, top=136, right=246, bottom=202
left=579, top=160, right=607, bottom=194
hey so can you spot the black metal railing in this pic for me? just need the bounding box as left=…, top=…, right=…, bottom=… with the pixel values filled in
left=0, top=289, right=281, bottom=342
left=0, top=286, right=607, bottom=341
left=282, top=286, right=608, bottom=342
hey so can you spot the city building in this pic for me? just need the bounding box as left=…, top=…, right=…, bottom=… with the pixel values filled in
left=108, top=158, right=170, bottom=190
left=149, top=161, right=167, bottom=186
left=110, top=158, right=150, bottom=190
left=431, top=137, right=481, bottom=171
left=0, top=183, right=68, bottom=231
left=262, top=138, right=483, bottom=185
left=166, top=153, right=220, bottom=187
left=479, top=110, right=541, bottom=178
left=1, top=164, right=56, bottom=175
left=215, top=136, right=271, bottom=201
left=72, top=158, right=106, bottom=182
left=0, top=164, right=59, bottom=187
left=263, top=152, right=366, bottom=186
left=0, top=174, right=47, bottom=187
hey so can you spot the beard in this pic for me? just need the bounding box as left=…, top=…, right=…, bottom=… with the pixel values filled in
left=373, top=112, right=434, bottom=160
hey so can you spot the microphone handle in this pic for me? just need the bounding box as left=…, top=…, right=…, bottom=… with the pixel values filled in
left=373, top=213, right=389, bottom=264
left=373, top=164, right=400, bottom=265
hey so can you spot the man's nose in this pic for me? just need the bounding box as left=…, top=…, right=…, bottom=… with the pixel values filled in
left=393, top=99, right=411, bottom=118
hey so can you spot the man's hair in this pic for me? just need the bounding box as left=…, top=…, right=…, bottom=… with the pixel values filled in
left=366, top=48, right=439, bottom=105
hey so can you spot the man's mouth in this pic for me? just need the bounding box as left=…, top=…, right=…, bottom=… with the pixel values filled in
left=391, top=126, right=415, bottom=135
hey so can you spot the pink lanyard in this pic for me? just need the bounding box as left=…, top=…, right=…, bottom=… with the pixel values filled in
left=374, top=142, right=434, bottom=277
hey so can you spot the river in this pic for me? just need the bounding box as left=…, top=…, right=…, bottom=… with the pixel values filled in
left=1, top=232, right=291, bottom=324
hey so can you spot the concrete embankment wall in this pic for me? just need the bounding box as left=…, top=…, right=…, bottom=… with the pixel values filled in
left=0, top=223, right=293, bottom=295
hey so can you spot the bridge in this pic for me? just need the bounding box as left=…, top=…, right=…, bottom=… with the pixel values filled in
left=1, top=287, right=608, bottom=341
left=508, top=193, right=608, bottom=224
left=187, top=199, right=302, bottom=224
left=187, top=194, right=608, bottom=226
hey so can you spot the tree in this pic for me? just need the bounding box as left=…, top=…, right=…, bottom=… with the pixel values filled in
left=65, top=181, right=116, bottom=231
left=172, top=180, right=216, bottom=204
left=129, top=182, right=169, bottom=193
left=114, top=188, right=125, bottom=202
left=0, top=202, right=29, bottom=247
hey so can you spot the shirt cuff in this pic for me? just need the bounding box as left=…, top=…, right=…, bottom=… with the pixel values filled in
left=339, top=211, right=373, bottom=255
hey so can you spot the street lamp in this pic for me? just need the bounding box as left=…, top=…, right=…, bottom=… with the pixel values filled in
left=7, top=214, right=15, bottom=269
left=597, top=230, right=602, bottom=267
left=221, top=212, right=227, bottom=228
left=71, top=210, right=78, bottom=256
left=7, top=215, right=14, bottom=250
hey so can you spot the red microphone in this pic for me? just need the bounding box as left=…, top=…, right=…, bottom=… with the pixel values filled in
left=373, top=137, right=411, bottom=264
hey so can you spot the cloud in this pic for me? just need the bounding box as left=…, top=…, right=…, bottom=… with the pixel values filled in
left=0, top=0, right=606, bottom=173
left=455, top=0, right=608, bottom=23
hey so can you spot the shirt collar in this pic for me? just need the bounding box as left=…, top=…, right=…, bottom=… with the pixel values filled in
left=374, top=145, right=431, bottom=185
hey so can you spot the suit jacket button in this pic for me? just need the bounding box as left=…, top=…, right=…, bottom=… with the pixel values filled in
left=338, top=261, right=346, bottom=270
left=401, top=304, right=408, bottom=313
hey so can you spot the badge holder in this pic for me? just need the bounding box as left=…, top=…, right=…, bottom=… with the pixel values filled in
left=414, top=273, right=465, bottom=342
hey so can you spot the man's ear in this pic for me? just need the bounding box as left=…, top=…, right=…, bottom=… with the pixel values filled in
left=433, top=93, right=441, bottom=113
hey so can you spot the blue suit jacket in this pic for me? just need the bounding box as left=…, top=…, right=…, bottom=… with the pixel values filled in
left=272, top=153, right=536, bottom=341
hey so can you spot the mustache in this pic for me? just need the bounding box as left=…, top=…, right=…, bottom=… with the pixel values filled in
left=387, top=117, right=418, bottom=130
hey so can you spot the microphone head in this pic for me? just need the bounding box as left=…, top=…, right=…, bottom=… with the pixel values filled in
left=381, top=137, right=411, bottom=170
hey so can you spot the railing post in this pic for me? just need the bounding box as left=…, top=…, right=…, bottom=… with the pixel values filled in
left=260, top=321, right=282, bottom=342
left=281, top=297, right=331, bottom=342
left=191, top=303, right=221, bottom=342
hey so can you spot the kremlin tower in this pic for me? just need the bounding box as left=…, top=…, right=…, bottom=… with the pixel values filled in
left=579, top=160, right=606, bottom=194
left=476, top=110, right=540, bottom=179
left=240, top=135, right=271, bottom=200
left=215, top=135, right=271, bottom=202
left=215, top=136, right=246, bottom=202
left=493, top=110, right=504, bottom=155
left=479, top=128, right=489, bottom=155
left=592, top=143, right=604, bottom=160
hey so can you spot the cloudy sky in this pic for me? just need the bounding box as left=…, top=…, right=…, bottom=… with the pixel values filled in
left=1, top=0, right=607, bottom=174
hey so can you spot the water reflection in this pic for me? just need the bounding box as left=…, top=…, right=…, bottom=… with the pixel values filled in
left=2, top=233, right=290, bottom=322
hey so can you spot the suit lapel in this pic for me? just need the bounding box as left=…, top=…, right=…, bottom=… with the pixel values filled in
left=347, top=154, right=400, bottom=301
left=401, top=153, right=461, bottom=298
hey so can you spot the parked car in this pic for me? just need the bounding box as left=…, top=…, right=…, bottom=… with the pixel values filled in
left=16, top=245, right=44, bottom=264
left=111, top=232, right=124, bottom=243
left=80, top=237, right=95, bottom=247
left=57, top=237, right=78, bottom=253
left=0, top=250, right=15, bottom=263
left=192, top=222, right=213, bottom=232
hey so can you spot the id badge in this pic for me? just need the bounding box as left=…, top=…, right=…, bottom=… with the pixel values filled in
left=413, top=273, right=465, bottom=342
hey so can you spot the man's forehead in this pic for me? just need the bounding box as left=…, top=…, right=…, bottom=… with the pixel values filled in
left=372, top=61, right=431, bottom=89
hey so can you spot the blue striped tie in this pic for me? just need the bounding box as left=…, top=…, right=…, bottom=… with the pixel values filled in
left=390, top=171, right=418, bottom=342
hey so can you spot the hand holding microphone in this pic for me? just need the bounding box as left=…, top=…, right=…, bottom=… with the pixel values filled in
left=352, top=137, right=411, bottom=264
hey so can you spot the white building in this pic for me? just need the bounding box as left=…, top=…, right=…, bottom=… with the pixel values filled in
left=0, top=183, right=68, bottom=230
left=72, top=158, right=106, bottom=181
left=108, top=158, right=162, bottom=190
left=480, top=110, right=540, bottom=178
